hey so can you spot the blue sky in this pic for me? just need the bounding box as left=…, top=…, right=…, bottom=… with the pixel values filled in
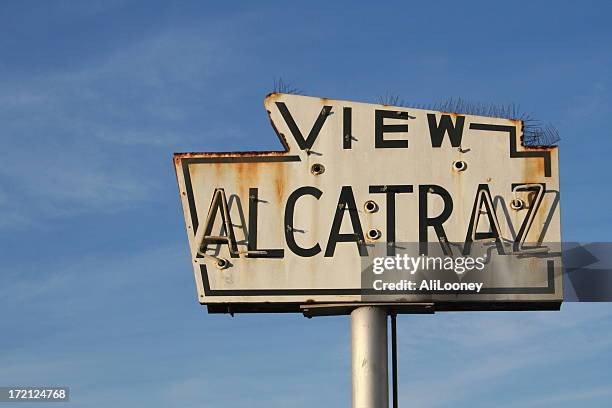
left=1, top=1, right=611, bottom=407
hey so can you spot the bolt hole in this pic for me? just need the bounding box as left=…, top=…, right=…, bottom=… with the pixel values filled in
left=453, top=160, right=467, bottom=172
left=367, top=229, right=382, bottom=241
left=364, top=200, right=379, bottom=213
left=311, top=163, right=325, bottom=175
left=216, top=258, right=229, bottom=269
left=510, top=198, right=525, bottom=210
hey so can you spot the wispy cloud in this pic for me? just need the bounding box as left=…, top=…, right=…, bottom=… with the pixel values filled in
left=0, top=27, right=236, bottom=229
left=500, top=386, right=612, bottom=408
left=395, top=307, right=612, bottom=408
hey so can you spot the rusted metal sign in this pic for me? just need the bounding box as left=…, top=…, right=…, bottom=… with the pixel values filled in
left=174, top=93, right=561, bottom=313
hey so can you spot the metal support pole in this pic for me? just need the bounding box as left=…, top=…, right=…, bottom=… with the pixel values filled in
left=351, top=307, right=388, bottom=408
left=391, top=313, right=398, bottom=408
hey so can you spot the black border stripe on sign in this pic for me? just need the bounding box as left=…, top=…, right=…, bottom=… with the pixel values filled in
left=469, top=123, right=552, bottom=177
left=200, top=260, right=556, bottom=296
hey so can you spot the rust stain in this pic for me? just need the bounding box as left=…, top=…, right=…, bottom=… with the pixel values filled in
left=236, top=162, right=262, bottom=200
left=521, top=161, right=537, bottom=185
left=439, top=111, right=463, bottom=118
left=174, top=150, right=289, bottom=159
left=524, top=144, right=558, bottom=151
left=275, top=166, right=285, bottom=202
left=265, top=92, right=281, bottom=101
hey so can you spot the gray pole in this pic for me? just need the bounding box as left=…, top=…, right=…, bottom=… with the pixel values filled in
left=351, top=306, right=388, bottom=408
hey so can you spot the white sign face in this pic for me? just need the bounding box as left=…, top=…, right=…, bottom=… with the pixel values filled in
left=174, top=93, right=561, bottom=313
